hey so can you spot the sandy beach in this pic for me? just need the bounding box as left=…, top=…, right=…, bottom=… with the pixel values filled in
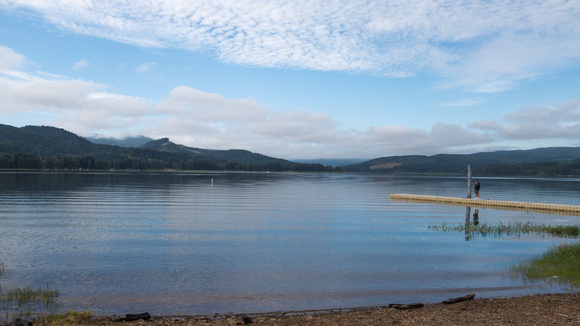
left=21, top=292, right=579, bottom=325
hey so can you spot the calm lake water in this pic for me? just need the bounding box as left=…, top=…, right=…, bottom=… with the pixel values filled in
left=0, top=172, right=578, bottom=316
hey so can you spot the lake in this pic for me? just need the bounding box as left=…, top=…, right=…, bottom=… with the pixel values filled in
left=0, top=172, right=578, bottom=316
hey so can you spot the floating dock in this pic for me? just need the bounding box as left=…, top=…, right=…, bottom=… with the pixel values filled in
left=390, top=194, right=580, bottom=216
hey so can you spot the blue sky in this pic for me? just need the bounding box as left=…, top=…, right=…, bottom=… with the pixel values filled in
left=1, top=1, right=579, bottom=160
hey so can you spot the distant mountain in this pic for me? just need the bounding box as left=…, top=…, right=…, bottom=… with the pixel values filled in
left=0, top=124, right=187, bottom=163
left=3, top=123, right=579, bottom=175
left=141, top=138, right=293, bottom=166
left=342, top=147, right=580, bottom=174
left=0, top=124, right=103, bottom=156
left=0, top=124, right=338, bottom=172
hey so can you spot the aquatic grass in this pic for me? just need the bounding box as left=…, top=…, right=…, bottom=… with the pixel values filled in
left=544, top=225, right=580, bottom=238
left=39, top=310, right=96, bottom=326
left=429, top=222, right=580, bottom=239
left=1, top=284, right=59, bottom=311
left=2, top=284, right=59, bottom=306
left=0, top=263, right=60, bottom=321
left=509, top=242, right=580, bottom=286
left=429, top=223, right=580, bottom=286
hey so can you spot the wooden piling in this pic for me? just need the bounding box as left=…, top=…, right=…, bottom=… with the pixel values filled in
left=467, top=164, right=472, bottom=199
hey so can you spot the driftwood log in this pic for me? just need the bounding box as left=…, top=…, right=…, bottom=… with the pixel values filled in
left=442, top=294, right=476, bottom=304
left=388, top=303, right=424, bottom=310
left=114, top=312, right=152, bottom=322
left=233, top=315, right=253, bottom=325
left=12, top=318, right=32, bottom=326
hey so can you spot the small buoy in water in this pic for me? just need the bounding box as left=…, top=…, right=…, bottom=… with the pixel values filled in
left=211, top=178, right=213, bottom=185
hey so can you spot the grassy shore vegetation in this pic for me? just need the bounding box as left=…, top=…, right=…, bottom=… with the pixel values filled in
left=0, top=262, right=59, bottom=321
left=429, top=221, right=580, bottom=286
left=38, top=310, right=96, bottom=326
left=509, top=242, right=580, bottom=286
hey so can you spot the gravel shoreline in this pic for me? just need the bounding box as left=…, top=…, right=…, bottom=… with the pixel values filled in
left=18, top=292, right=580, bottom=325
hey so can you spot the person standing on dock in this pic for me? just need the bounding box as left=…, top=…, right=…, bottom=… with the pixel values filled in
left=473, top=179, right=480, bottom=199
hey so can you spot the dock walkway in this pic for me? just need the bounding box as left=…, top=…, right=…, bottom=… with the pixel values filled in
left=390, top=194, right=580, bottom=215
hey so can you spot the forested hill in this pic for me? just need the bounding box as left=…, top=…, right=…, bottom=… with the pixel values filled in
left=342, top=147, right=580, bottom=176
left=0, top=124, right=185, bottom=161
left=0, top=124, right=338, bottom=172
left=0, top=124, right=102, bottom=156
left=141, top=138, right=292, bottom=166
left=3, top=124, right=580, bottom=175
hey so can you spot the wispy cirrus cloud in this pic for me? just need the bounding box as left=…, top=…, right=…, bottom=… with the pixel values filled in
left=2, top=0, right=579, bottom=92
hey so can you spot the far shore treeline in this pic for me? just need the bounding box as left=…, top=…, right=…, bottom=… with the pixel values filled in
left=0, top=124, right=341, bottom=172
left=0, top=153, right=340, bottom=172
left=2, top=124, right=580, bottom=176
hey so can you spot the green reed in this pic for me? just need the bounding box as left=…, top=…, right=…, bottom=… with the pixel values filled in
left=509, top=242, right=580, bottom=286
left=1, top=284, right=59, bottom=306
left=428, top=223, right=580, bottom=286
left=38, top=310, right=96, bottom=326
left=428, top=222, right=580, bottom=239
left=0, top=263, right=60, bottom=320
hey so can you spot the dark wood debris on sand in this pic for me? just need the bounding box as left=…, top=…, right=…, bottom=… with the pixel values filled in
left=16, top=292, right=580, bottom=326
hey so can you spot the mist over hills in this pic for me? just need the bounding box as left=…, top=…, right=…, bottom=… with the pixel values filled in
left=87, top=135, right=153, bottom=148
left=1, top=124, right=580, bottom=175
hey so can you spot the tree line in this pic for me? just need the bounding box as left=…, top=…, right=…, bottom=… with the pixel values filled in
left=474, top=160, right=580, bottom=177
left=0, top=153, right=343, bottom=173
left=5, top=152, right=579, bottom=175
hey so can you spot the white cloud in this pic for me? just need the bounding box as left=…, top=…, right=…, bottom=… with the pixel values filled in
left=0, top=75, right=151, bottom=133
left=136, top=62, right=156, bottom=73
left=1, top=53, right=489, bottom=158
left=437, top=32, right=580, bottom=93
left=0, top=74, right=497, bottom=159
left=0, top=45, right=26, bottom=72
left=72, top=59, right=89, bottom=70
left=439, top=97, right=485, bottom=108
left=0, top=48, right=151, bottom=134
left=471, top=101, right=580, bottom=141
left=2, top=0, right=579, bottom=92
left=1, top=45, right=579, bottom=159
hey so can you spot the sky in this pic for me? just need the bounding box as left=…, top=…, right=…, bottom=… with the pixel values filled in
left=0, top=1, right=579, bottom=160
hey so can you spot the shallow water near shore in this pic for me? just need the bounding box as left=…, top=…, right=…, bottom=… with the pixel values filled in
left=0, top=172, right=578, bottom=316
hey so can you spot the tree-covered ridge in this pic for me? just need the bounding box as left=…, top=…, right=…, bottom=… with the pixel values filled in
left=141, top=138, right=292, bottom=166
left=0, top=124, right=96, bottom=156
left=0, top=124, right=340, bottom=172
left=342, top=148, right=580, bottom=176
left=3, top=124, right=580, bottom=175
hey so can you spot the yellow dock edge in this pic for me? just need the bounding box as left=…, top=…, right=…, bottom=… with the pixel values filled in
left=390, top=194, right=580, bottom=215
